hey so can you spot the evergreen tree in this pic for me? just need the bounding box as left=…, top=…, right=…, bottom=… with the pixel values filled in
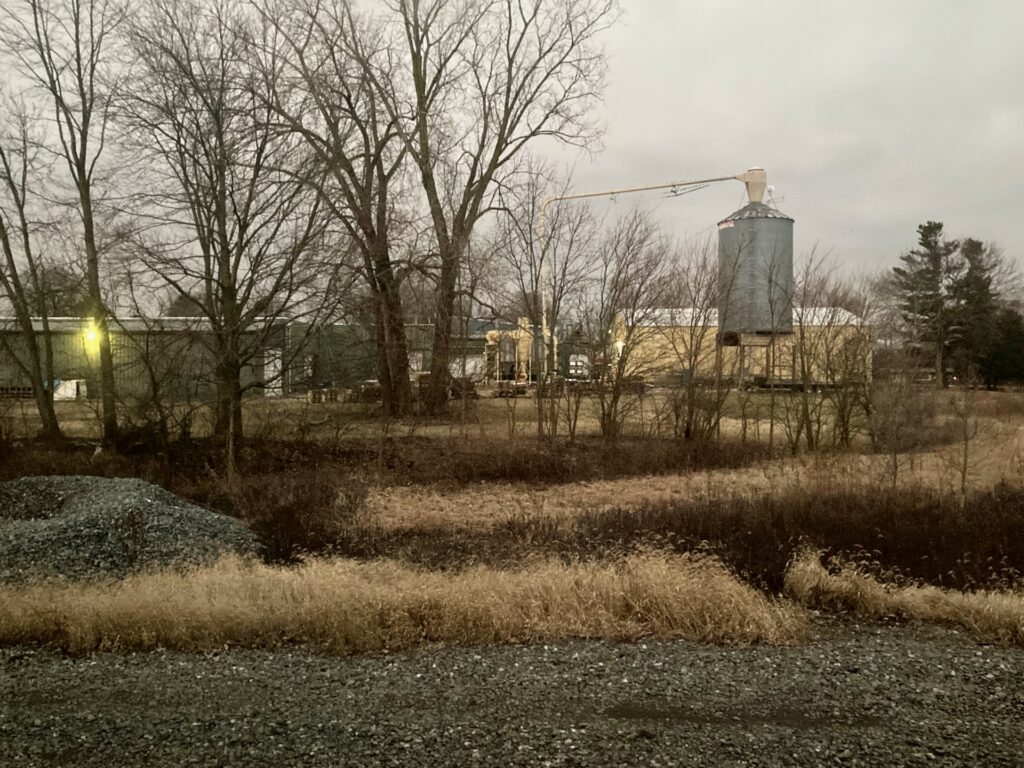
left=891, top=222, right=963, bottom=386
left=979, top=308, right=1024, bottom=387
left=949, top=238, right=999, bottom=380
left=161, top=293, right=205, bottom=318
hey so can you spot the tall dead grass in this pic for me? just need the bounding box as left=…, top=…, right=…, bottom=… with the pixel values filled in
left=0, top=554, right=807, bottom=654
left=785, top=551, right=1024, bottom=645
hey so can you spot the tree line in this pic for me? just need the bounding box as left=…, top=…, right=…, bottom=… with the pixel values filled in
left=0, top=0, right=620, bottom=453
left=0, top=0, right=1019, bottom=462
left=887, top=221, right=1023, bottom=388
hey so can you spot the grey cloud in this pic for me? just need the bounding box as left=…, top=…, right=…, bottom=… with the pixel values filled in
left=540, top=0, right=1024, bottom=274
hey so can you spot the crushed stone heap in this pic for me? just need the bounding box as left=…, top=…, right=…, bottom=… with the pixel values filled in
left=0, top=475, right=258, bottom=583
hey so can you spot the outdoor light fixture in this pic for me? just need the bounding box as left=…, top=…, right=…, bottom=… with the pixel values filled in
left=83, top=321, right=100, bottom=355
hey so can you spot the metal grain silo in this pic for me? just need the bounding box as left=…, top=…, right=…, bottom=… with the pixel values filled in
left=717, top=201, right=794, bottom=343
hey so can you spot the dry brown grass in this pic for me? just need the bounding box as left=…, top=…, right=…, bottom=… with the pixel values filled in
left=0, top=554, right=808, bottom=654
left=366, top=414, right=1024, bottom=530
left=785, top=551, right=1024, bottom=645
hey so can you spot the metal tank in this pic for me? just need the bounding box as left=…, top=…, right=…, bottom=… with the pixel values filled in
left=717, top=197, right=794, bottom=343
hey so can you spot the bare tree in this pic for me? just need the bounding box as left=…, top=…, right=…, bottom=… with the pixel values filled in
left=655, top=237, right=734, bottom=442
left=0, top=102, right=62, bottom=439
left=257, top=0, right=417, bottom=417
left=766, top=253, right=875, bottom=453
left=122, top=0, right=332, bottom=468
left=0, top=0, right=127, bottom=445
left=760, top=245, right=792, bottom=452
left=783, top=251, right=836, bottom=451
left=366, top=0, right=619, bottom=413
left=579, top=211, right=669, bottom=441
left=492, top=161, right=596, bottom=436
left=113, top=271, right=210, bottom=477
left=946, top=382, right=979, bottom=507
left=818, top=277, right=874, bottom=448
left=869, top=375, right=933, bottom=489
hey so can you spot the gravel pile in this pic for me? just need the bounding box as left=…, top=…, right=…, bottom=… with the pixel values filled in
left=1, top=620, right=1021, bottom=767
left=0, top=476, right=258, bottom=583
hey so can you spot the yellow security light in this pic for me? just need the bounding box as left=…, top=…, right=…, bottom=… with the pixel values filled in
left=83, top=321, right=101, bottom=355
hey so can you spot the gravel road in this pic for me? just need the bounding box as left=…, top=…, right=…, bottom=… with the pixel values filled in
left=2, top=618, right=1022, bottom=767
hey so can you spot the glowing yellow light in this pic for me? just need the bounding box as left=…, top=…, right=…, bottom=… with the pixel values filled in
left=83, top=322, right=100, bottom=355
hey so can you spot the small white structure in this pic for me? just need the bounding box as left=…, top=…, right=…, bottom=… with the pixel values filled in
left=53, top=379, right=87, bottom=401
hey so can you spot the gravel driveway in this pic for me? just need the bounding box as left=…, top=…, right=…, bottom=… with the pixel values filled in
left=2, top=619, right=1022, bottom=767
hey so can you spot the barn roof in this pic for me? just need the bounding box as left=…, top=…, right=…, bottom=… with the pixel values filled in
left=638, top=306, right=865, bottom=327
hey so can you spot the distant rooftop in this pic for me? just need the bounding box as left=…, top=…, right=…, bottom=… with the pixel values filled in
left=639, top=306, right=865, bottom=327
left=0, top=316, right=289, bottom=333
left=718, top=201, right=793, bottom=224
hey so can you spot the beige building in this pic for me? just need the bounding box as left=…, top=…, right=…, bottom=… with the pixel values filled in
left=617, top=307, right=871, bottom=388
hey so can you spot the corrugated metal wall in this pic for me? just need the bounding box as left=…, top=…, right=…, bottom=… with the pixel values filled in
left=717, top=202, right=794, bottom=337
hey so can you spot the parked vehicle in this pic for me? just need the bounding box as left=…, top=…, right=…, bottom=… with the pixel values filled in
left=495, top=380, right=529, bottom=398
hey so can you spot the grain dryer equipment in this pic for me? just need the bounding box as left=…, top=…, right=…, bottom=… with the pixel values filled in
left=716, top=170, right=794, bottom=345
left=537, top=168, right=786, bottom=375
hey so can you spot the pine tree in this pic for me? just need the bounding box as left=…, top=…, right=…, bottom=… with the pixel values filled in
left=891, top=222, right=963, bottom=387
left=979, top=308, right=1024, bottom=387
left=949, top=238, right=999, bottom=380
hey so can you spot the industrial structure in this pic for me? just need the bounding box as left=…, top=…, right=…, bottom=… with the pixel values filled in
left=605, top=167, right=870, bottom=389
left=0, top=169, right=871, bottom=403
left=0, top=315, right=549, bottom=401
left=0, top=317, right=277, bottom=401
left=618, top=306, right=871, bottom=390
left=717, top=201, right=794, bottom=342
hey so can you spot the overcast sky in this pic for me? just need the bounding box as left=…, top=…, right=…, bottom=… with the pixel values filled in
left=540, top=0, right=1024, bottom=275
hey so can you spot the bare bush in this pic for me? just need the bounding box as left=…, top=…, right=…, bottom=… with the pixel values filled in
left=218, top=471, right=369, bottom=563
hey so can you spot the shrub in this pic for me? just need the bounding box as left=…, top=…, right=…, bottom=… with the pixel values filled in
left=576, top=482, right=1024, bottom=592
left=381, top=436, right=769, bottom=485
left=248, top=479, right=1024, bottom=593
left=216, top=471, right=369, bottom=563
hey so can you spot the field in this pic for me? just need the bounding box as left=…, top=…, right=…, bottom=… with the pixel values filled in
left=3, top=386, right=1024, bottom=765
left=0, top=384, right=929, bottom=442
left=4, top=387, right=1024, bottom=626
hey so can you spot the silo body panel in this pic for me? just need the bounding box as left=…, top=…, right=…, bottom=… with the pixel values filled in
left=717, top=202, right=794, bottom=336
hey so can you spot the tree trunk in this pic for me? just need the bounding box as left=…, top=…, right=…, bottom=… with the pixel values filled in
left=373, top=309, right=397, bottom=417
left=80, top=186, right=118, bottom=446
left=363, top=236, right=412, bottom=418
left=215, top=353, right=244, bottom=469
left=229, top=375, right=243, bottom=466
left=425, top=253, right=458, bottom=415
left=380, top=274, right=412, bottom=416
left=0, top=211, right=63, bottom=441
left=213, top=314, right=243, bottom=438
left=38, top=315, right=61, bottom=440
left=32, top=386, right=61, bottom=441
left=0, top=309, right=62, bottom=441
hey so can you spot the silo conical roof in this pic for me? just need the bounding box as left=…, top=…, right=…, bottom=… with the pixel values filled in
left=718, top=201, right=792, bottom=225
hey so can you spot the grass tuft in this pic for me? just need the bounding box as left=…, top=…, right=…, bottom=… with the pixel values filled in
left=785, top=550, right=1024, bottom=645
left=0, top=553, right=808, bottom=654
